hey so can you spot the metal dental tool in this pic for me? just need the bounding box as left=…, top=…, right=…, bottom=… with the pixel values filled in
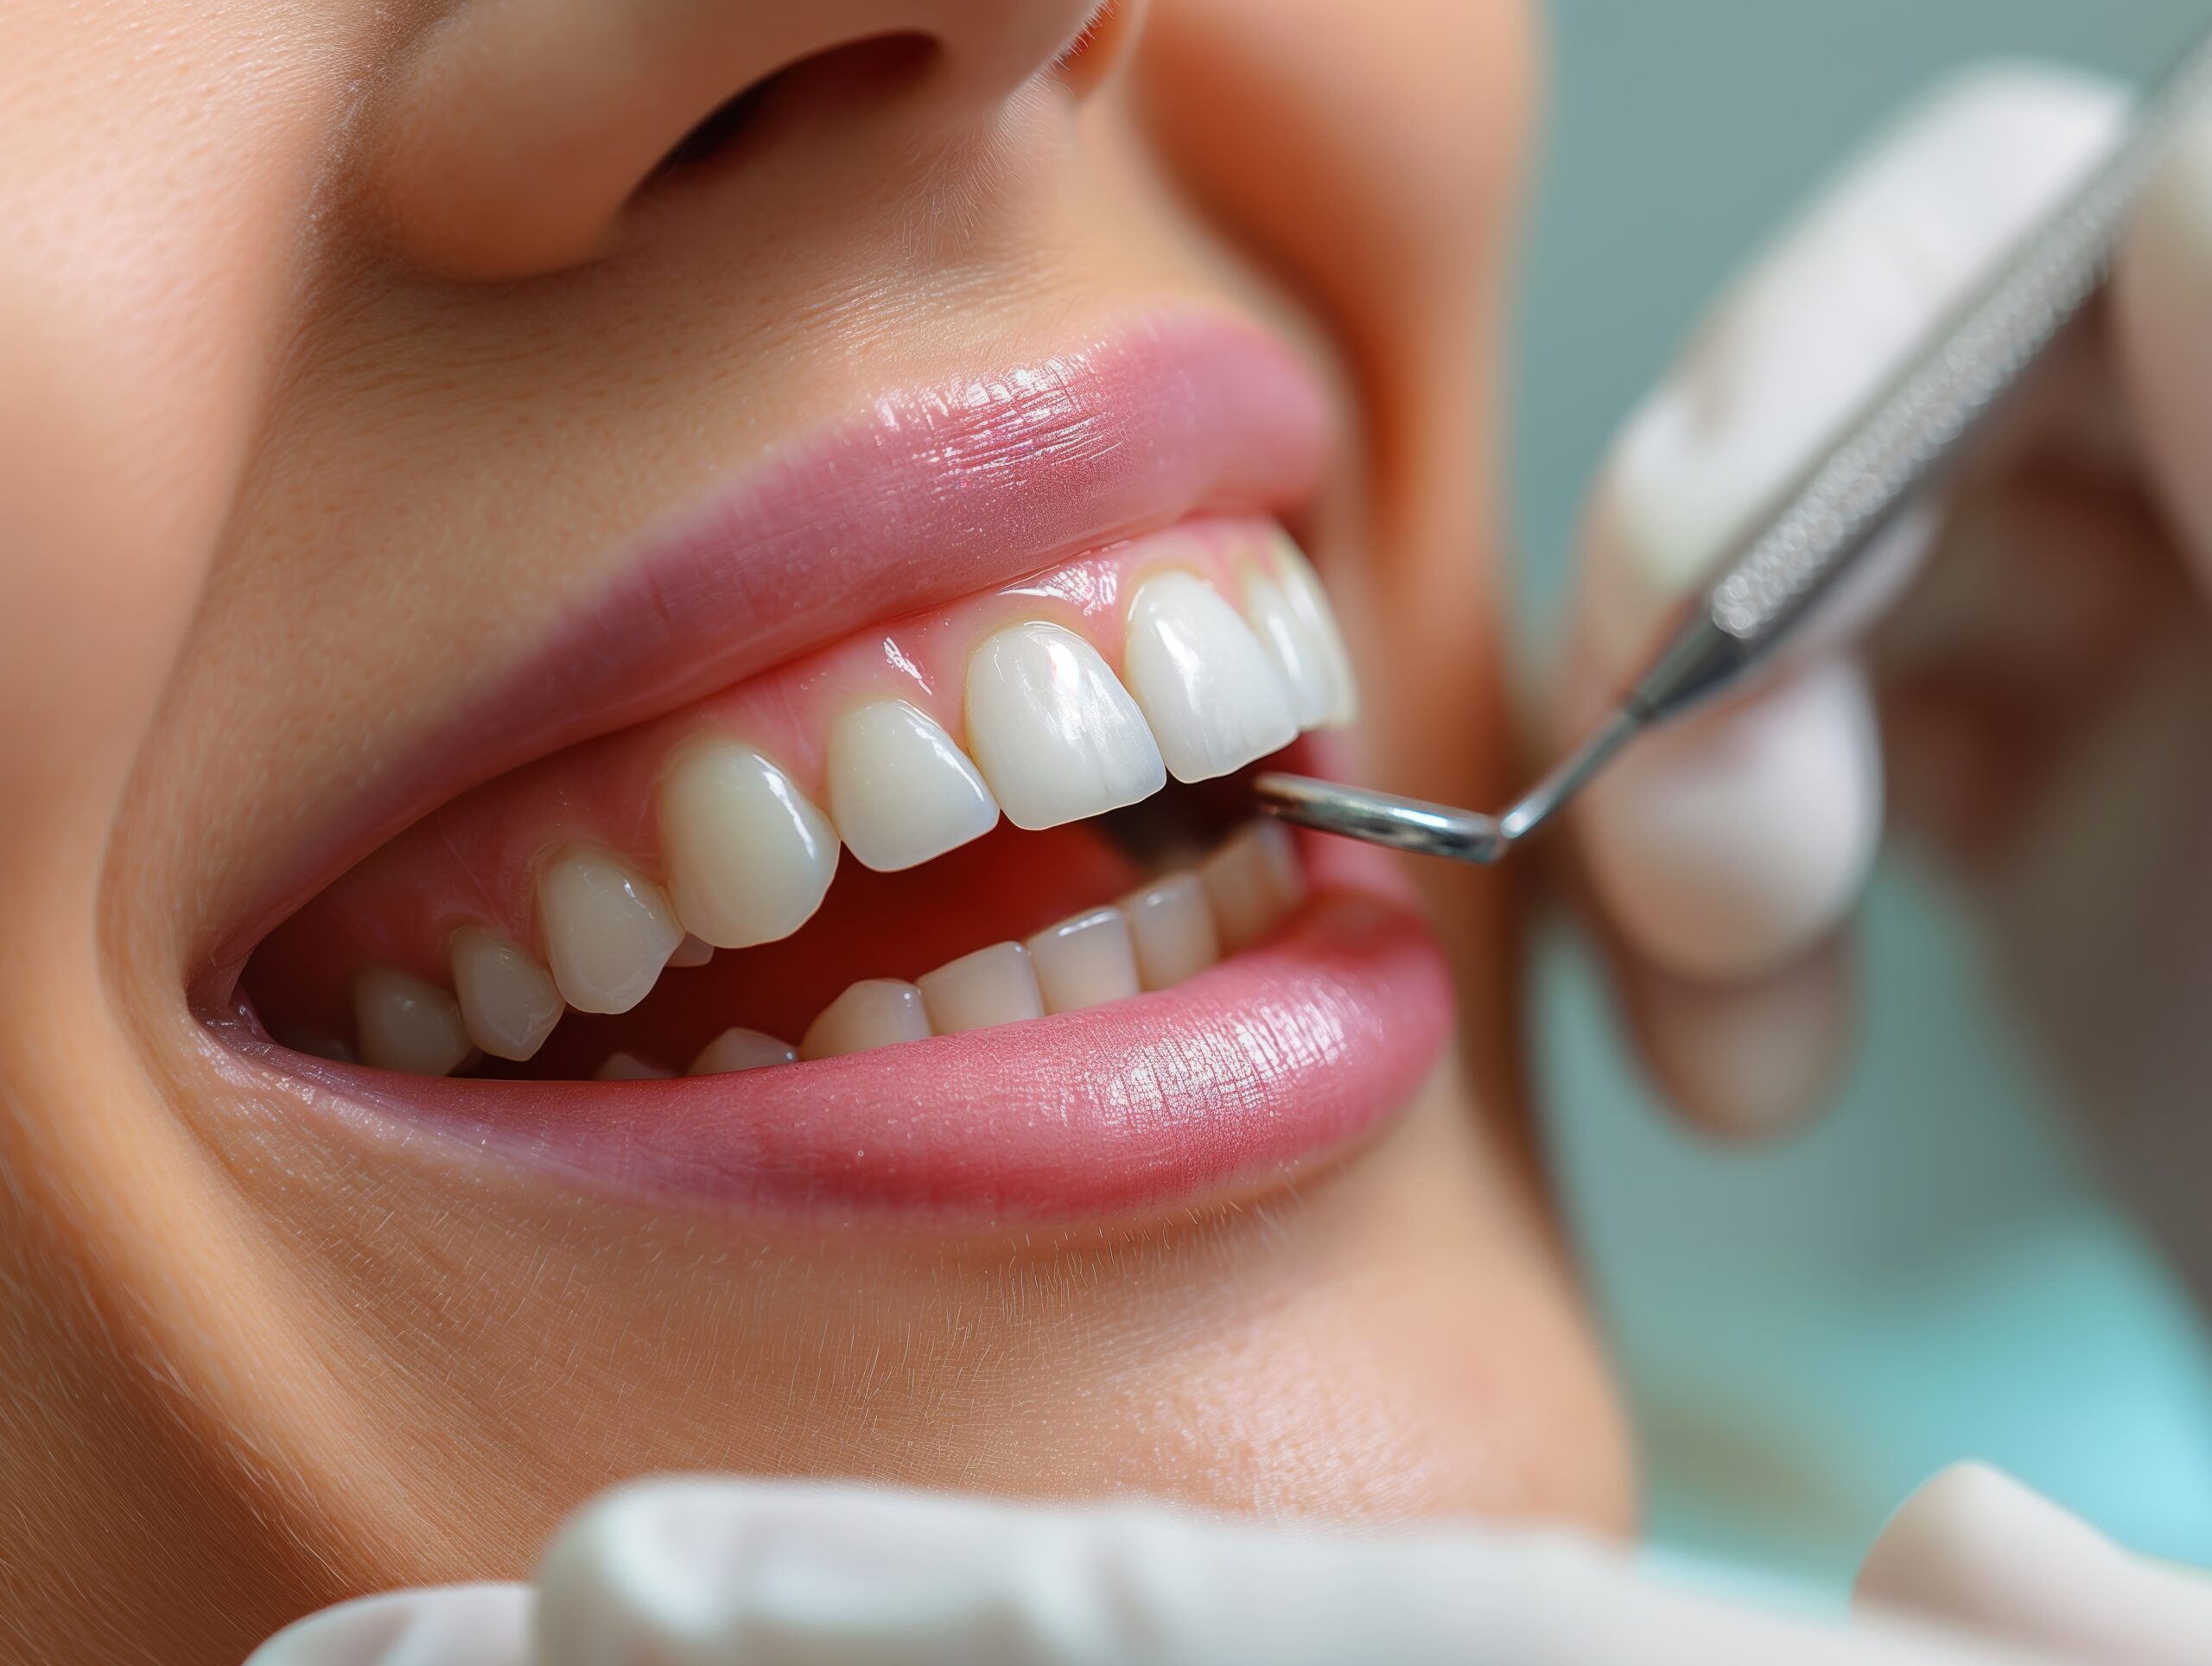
left=1257, top=21, right=2212, bottom=865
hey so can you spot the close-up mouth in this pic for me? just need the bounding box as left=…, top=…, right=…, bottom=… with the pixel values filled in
left=198, top=314, right=1454, bottom=1225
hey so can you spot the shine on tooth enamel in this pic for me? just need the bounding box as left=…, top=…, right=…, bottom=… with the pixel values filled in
left=918, top=942, right=1045, bottom=1034
left=537, top=846, right=684, bottom=1014
left=660, top=738, right=837, bottom=950
left=450, top=928, right=564, bottom=1062
left=1122, top=570, right=1298, bottom=783
left=1268, top=533, right=1359, bottom=728
left=1201, top=822, right=1304, bottom=952
left=1242, top=565, right=1333, bottom=731
left=963, top=620, right=1166, bottom=830
left=354, top=967, right=474, bottom=1076
left=801, top=979, right=933, bottom=1059
left=1026, top=907, right=1139, bottom=1014
left=1117, top=871, right=1220, bottom=990
left=826, top=698, right=999, bottom=872
left=687, top=1027, right=798, bottom=1075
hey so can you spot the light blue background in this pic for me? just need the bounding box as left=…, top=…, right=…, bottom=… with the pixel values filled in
left=1515, top=0, right=2212, bottom=1599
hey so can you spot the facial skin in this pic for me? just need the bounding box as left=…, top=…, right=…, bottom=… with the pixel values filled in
left=0, top=3, right=1629, bottom=1661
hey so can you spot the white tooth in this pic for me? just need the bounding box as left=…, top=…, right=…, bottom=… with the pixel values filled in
left=800, top=978, right=933, bottom=1059
left=537, top=846, right=684, bottom=1014
left=918, top=941, right=1045, bottom=1033
left=660, top=739, right=838, bottom=949
left=666, top=933, right=715, bottom=969
left=1026, top=907, right=1141, bottom=1014
left=1117, top=871, right=1221, bottom=990
left=687, top=1027, right=798, bottom=1075
left=353, top=967, right=474, bottom=1076
left=594, top=1052, right=674, bottom=1081
left=1122, top=571, right=1298, bottom=782
left=1269, top=533, right=1359, bottom=728
left=449, top=928, right=564, bottom=1062
left=1201, top=822, right=1305, bottom=952
left=827, top=698, right=1000, bottom=872
left=963, top=620, right=1166, bottom=830
left=1242, top=565, right=1333, bottom=731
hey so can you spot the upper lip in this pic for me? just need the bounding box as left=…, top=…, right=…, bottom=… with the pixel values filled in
left=207, top=309, right=1334, bottom=991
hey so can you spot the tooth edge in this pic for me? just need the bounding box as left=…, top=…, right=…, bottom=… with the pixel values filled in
left=1122, top=570, right=1299, bottom=784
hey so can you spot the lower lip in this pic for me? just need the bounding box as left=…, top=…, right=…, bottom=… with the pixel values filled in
left=254, top=880, right=1450, bottom=1224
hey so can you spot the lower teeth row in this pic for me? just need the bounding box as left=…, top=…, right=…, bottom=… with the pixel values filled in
left=311, top=822, right=1302, bottom=1080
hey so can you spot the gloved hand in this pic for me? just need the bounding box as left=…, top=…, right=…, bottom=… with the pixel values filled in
left=1565, top=61, right=2212, bottom=1279
left=247, top=1464, right=2212, bottom=1664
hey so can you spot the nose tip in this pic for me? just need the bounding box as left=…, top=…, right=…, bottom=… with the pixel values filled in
left=372, top=0, right=1129, bottom=282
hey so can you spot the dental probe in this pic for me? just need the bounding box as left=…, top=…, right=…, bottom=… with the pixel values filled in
left=1257, top=19, right=2212, bottom=865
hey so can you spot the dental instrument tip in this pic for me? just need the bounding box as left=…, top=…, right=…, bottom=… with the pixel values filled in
left=1253, top=705, right=1644, bottom=866
left=1255, top=773, right=1511, bottom=863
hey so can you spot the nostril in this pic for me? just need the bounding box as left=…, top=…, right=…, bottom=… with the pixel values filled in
left=645, top=35, right=938, bottom=188
left=655, top=85, right=773, bottom=178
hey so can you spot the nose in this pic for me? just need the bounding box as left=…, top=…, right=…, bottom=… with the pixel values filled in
left=372, top=0, right=1130, bottom=280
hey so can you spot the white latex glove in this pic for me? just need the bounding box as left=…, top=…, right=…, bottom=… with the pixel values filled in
left=247, top=1465, right=2212, bottom=1664
left=1567, top=61, right=2212, bottom=1249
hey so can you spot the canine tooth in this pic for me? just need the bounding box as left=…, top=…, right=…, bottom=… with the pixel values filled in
left=964, top=621, right=1166, bottom=830
left=594, top=1052, right=673, bottom=1081
left=450, top=929, right=564, bottom=1062
left=801, top=979, right=932, bottom=1059
left=1117, top=872, right=1221, bottom=989
left=1201, top=822, right=1305, bottom=952
left=1123, top=571, right=1297, bottom=782
left=1269, top=533, right=1358, bottom=728
left=667, top=933, right=715, bottom=969
left=827, top=698, right=1000, bottom=872
left=1242, top=565, right=1333, bottom=731
left=687, top=1027, right=798, bottom=1075
left=353, top=967, right=474, bottom=1076
left=918, top=942, right=1045, bottom=1033
left=660, top=739, right=837, bottom=949
left=1026, top=908, right=1140, bottom=1014
left=537, top=847, right=683, bottom=1014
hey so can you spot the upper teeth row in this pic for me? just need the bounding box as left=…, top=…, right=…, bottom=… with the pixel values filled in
left=347, top=535, right=1354, bottom=1071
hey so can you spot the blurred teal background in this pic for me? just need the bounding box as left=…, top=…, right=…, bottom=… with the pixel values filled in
left=1515, top=0, right=2212, bottom=1605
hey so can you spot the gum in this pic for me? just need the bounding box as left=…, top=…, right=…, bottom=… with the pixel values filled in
left=251, top=516, right=1295, bottom=1032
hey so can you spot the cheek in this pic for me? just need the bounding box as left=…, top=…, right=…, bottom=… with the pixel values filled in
left=1135, top=0, right=1536, bottom=332
left=0, top=3, right=372, bottom=939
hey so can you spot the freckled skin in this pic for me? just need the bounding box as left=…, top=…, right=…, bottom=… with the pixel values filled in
left=0, top=3, right=1630, bottom=1663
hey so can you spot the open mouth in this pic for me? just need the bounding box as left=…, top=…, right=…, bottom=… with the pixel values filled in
left=250, top=517, right=1347, bottom=1078
left=211, top=318, right=1452, bottom=1223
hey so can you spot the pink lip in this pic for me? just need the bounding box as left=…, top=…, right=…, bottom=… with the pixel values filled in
left=219, top=308, right=1455, bottom=1225
left=248, top=882, right=1449, bottom=1223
